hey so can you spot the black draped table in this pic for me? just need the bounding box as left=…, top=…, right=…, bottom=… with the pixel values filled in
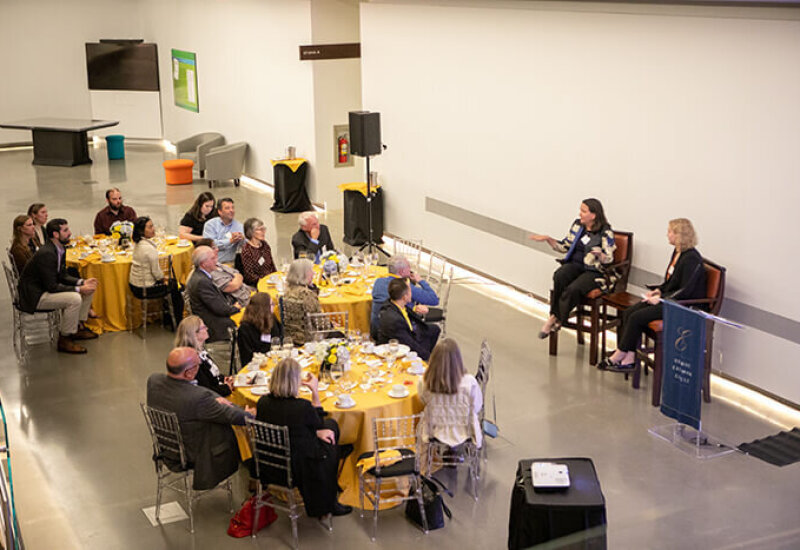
left=0, top=117, right=119, bottom=166
left=508, top=458, right=607, bottom=550
left=339, top=182, right=384, bottom=246
left=270, top=158, right=312, bottom=213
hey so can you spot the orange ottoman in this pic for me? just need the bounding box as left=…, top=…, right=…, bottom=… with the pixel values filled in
left=163, top=159, right=194, bottom=185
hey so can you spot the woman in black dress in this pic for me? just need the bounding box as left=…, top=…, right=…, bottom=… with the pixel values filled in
left=174, top=315, right=234, bottom=396
left=600, top=218, right=707, bottom=372
left=178, top=192, right=216, bottom=243
left=529, top=198, right=616, bottom=338
left=256, top=358, right=352, bottom=519
left=238, top=292, right=282, bottom=366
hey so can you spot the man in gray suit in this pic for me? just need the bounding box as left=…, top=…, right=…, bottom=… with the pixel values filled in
left=186, top=246, right=241, bottom=342
left=146, top=347, right=254, bottom=490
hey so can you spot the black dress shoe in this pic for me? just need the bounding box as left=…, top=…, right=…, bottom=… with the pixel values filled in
left=606, top=363, right=635, bottom=373
left=331, top=502, right=353, bottom=516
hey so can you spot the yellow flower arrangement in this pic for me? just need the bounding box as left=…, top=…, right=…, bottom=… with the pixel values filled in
left=111, top=231, right=121, bottom=240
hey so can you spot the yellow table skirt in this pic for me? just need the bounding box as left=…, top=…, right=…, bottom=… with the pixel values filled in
left=254, top=265, right=388, bottom=335
left=66, top=242, right=192, bottom=333
left=231, top=349, right=424, bottom=509
left=270, top=158, right=307, bottom=172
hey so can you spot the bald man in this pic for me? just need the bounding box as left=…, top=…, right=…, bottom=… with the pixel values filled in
left=186, top=246, right=240, bottom=342
left=146, top=347, right=254, bottom=490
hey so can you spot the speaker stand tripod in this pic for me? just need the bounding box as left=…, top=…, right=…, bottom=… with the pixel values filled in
left=357, top=155, right=389, bottom=259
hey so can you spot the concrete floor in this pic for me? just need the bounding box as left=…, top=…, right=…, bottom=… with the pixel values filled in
left=0, top=143, right=798, bottom=550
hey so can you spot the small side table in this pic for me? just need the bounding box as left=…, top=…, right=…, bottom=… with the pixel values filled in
left=271, top=158, right=312, bottom=213
left=508, top=458, right=606, bottom=549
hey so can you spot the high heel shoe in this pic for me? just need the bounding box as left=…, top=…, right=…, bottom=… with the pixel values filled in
left=538, top=322, right=560, bottom=339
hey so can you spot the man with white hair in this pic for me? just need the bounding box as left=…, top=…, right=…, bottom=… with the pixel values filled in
left=186, top=246, right=240, bottom=342
left=370, top=254, right=439, bottom=339
left=291, top=211, right=335, bottom=262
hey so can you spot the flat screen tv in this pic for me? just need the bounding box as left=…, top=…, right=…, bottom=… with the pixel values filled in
left=85, top=42, right=159, bottom=91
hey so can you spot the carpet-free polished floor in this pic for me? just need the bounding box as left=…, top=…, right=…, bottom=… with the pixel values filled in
left=0, top=143, right=798, bottom=550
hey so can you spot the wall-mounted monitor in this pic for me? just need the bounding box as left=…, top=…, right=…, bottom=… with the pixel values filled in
left=85, top=42, right=159, bottom=91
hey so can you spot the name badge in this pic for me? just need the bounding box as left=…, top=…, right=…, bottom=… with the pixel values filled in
left=580, top=235, right=591, bottom=245
left=258, top=256, right=265, bottom=266
left=260, top=334, right=272, bottom=343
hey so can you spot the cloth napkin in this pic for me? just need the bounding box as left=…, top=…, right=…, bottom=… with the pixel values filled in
left=356, top=449, right=402, bottom=472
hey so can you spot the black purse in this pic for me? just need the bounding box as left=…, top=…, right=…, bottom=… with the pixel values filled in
left=405, top=475, right=453, bottom=530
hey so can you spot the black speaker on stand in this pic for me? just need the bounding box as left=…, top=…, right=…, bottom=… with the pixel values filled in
left=348, top=110, right=388, bottom=258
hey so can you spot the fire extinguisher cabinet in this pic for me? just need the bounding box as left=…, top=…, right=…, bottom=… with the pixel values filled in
left=341, top=184, right=384, bottom=247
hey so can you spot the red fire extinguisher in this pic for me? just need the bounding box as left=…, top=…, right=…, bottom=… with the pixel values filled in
left=338, top=134, right=349, bottom=164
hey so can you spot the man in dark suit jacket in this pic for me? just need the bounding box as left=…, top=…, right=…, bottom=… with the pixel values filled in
left=186, top=246, right=240, bottom=342
left=291, top=212, right=335, bottom=262
left=147, top=347, right=254, bottom=490
left=18, top=218, right=98, bottom=354
left=377, top=278, right=440, bottom=361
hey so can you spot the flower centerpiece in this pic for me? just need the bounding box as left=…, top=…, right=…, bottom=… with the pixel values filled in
left=314, top=340, right=350, bottom=377
left=110, top=220, right=134, bottom=248
left=319, top=250, right=348, bottom=276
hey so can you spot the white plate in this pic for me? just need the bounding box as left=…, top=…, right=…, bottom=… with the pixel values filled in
left=407, top=366, right=425, bottom=375
left=335, top=399, right=356, bottom=409
left=267, top=274, right=282, bottom=284
left=101, top=258, right=116, bottom=263
left=388, top=389, right=410, bottom=399
left=249, top=387, right=269, bottom=396
left=374, top=344, right=410, bottom=358
left=176, top=241, right=192, bottom=248
left=317, top=382, right=329, bottom=391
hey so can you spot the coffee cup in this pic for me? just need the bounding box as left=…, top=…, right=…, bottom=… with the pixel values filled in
left=364, top=342, right=375, bottom=354
left=390, top=384, right=406, bottom=396
left=407, top=351, right=418, bottom=361
left=337, top=393, right=354, bottom=406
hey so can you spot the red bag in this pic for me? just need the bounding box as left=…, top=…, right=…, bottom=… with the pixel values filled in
left=227, top=495, right=278, bottom=538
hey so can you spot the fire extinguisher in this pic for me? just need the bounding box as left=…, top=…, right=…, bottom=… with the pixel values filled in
left=338, top=134, right=349, bottom=163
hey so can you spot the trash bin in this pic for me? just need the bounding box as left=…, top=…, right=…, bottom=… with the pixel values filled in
left=105, top=135, right=125, bottom=160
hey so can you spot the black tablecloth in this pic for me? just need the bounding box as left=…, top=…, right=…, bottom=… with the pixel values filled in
left=508, top=458, right=607, bottom=550
left=342, top=188, right=384, bottom=246
left=271, top=162, right=312, bottom=213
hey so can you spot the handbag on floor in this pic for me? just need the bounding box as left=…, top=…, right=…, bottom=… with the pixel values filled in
left=227, top=495, right=278, bottom=538
left=405, top=475, right=453, bottom=530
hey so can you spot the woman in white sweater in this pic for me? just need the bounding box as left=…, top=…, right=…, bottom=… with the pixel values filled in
left=129, top=216, right=167, bottom=298
left=418, top=338, right=483, bottom=450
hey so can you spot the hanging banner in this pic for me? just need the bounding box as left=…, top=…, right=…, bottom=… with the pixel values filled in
left=171, top=49, right=199, bottom=112
left=660, top=301, right=705, bottom=430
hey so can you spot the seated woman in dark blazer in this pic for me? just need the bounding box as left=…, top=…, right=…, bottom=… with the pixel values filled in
left=255, top=358, right=352, bottom=519
left=600, top=218, right=707, bottom=372
left=237, top=292, right=282, bottom=366
left=174, top=315, right=234, bottom=396
left=529, top=198, right=616, bottom=338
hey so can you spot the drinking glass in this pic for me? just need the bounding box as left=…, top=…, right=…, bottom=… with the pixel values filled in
left=330, top=273, right=340, bottom=287
left=330, top=363, right=344, bottom=388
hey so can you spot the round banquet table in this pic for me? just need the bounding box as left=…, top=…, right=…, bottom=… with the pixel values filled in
left=255, top=265, right=388, bottom=335
left=66, top=238, right=193, bottom=333
left=231, top=345, right=425, bottom=509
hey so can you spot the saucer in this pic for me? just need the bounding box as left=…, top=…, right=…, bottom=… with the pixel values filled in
left=317, top=382, right=329, bottom=391
left=336, top=399, right=356, bottom=409
left=101, top=257, right=116, bottom=263
left=250, top=387, right=269, bottom=396
left=176, top=241, right=192, bottom=247
left=388, top=389, right=409, bottom=398
left=407, top=366, right=425, bottom=375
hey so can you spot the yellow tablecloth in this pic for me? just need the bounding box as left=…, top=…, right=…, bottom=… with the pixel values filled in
left=337, top=181, right=382, bottom=197
left=254, top=265, right=388, bottom=334
left=66, top=240, right=192, bottom=333
left=231, top=347, right=425, bottom=509
left=270, top=158, right=307, bottom=172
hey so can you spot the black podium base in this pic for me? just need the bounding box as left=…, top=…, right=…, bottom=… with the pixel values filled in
left=271, top=163, right=312, bottom=213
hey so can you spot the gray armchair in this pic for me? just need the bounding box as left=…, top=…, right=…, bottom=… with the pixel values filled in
left=205, top=142, right=248, bottom=188
left=175, top=132, right=225, bottom=177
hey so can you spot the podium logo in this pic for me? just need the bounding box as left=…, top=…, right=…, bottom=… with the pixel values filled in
left=674, top=327, right=692, bottom=352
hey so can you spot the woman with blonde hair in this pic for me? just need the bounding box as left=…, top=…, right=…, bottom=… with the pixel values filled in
left=600, top=218, right=706, bottom=372
left=418, top=338, right=483, bottom=449
left=237, top=292, right=282, bottom=366
left=255, top=358, right=352, bottom=519
left=174, top=315, right=234, bottom=396
left=282, top=258, right=322, bottom=345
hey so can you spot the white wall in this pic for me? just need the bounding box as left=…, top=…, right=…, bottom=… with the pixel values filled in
left=361, top=1, right=800, bottom=402
left=138, top=0, right=316, bottom=186
left=0, top=0, right=143, bottom=143
left=310, top=0, right=365, bottom=207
